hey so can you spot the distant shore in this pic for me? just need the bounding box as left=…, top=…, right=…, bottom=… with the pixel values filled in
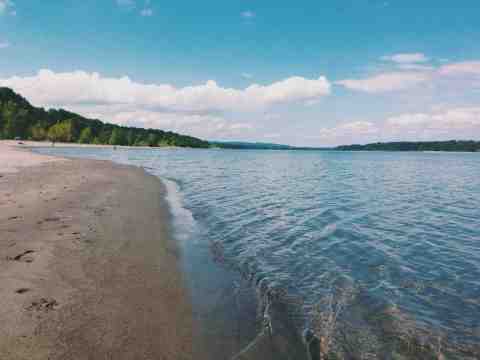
left=0, top=142, right=202, bottom=359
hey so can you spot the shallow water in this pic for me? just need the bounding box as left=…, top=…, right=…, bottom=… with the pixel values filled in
left=35, top=147, right=480, bottom=358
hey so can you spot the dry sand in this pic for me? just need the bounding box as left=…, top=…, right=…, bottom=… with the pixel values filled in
left=0, top=143, right=201, bottom=359
left=0, top=142, right=63, bottom=173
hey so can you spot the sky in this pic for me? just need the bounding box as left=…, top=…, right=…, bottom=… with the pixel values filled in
left=1, top=0, right=480, bottom=146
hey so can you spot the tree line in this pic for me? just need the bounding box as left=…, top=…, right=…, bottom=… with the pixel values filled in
left=336, top=141, right=480, bottom=152
left=0, top=87, right=210, bottom=148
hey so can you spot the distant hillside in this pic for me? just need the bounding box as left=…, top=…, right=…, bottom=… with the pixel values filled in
left=336, top=141, right=480, bottom=152
left=212, top=141, right=294, bottom=150
left=0, top=87, right=210, bottom=148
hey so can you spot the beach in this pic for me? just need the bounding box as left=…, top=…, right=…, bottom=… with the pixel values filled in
left=0, top=142, right=199, bottom=359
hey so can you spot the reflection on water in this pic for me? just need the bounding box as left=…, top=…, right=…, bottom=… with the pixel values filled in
left=35, top=147, right=480, bottom=358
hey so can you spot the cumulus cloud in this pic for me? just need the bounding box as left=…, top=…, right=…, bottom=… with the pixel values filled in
left=336, top=58, right=480, bottom=94
left=307, top=121, right=380, bottom=146
left=438, top=61, right=480, bottom=76
left=0, top=41, right=10, bottom=49
left=385, top=107, right=480, bottom=136
left=0, top=69, right=331, bottom=140
left=312, top=107, right=480, bottom=146
left=381, top=53, right=429, bottom=64
left=317, top=121, right=378, bottom=138
left=0, top=69, right=331, bottom=113
left=336, top=72, right=430, bottom=93
left=73, top=105, right=256, bottom=140
left=396, top=63, right=434, bottom=71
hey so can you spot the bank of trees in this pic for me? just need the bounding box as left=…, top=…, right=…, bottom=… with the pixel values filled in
left=336, top=141, right=480, bottom=152
left=0, top=87, right=210, bottom=148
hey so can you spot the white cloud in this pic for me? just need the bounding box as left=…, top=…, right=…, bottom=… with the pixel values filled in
left=0, top=0, right=14, bottom=15
left=386, top=107, right=480, bottom=135
left=337, top=59, right=480, bottom=94
left=0, top=69, right=331, bottom=140
left=306, top=121, right=380, bottom=146
left=0, top=41, right=10, bottom=49
left=241, top=73, right=253, bottom=79
left=0, top=69, right=331, bottom=113
left=140, top=8, right=153, bottom=16
left=310, top=107, right=480, bottom=146
left=381, top=53, right=429, bottom=64
left=241, top=10, right=255, bottom=19
left=396, top=63, right=434, bottom=71
left=336, top=72, right=430, bottom=93
left=317, top=121, right=378, bottom=139
left=80, top=106, right=256, bottom=140
left=438, top=61, right=480, bottom=76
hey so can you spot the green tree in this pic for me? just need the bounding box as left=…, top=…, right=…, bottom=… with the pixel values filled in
left=157, top=139, right=171, bottom=147
left=0, top=87, right=211, bottom=148
left=147, top=133, right=158, bottom=147
left=47, top=121, right=75, bottom=142
left=109, top=128, right=126, bottom=146
left=79, top=127, right=92, bottom=144
left=30, top=124, right=47, bottom=140
left=126, top=130, right=135, bottom=146
left=98, top=129, right=112, bottom=144
left=2, top=102, right=30, bottom=139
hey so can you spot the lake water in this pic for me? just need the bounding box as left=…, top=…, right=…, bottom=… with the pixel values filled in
left=35, top=147, right=480, bottom=358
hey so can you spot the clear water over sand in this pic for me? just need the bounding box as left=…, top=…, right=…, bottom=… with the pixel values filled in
left=36, top=147, right=480, bottom=358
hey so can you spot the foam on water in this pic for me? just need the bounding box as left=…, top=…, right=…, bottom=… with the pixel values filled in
left=161, top=177, right=197, bottom=242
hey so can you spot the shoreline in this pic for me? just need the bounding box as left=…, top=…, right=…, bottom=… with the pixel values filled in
left=1, top=142, right=311, bottom=360
left=1, top=139, right=183, bottom=151
left=0, top=143, right=202, bottom=359
left=2, top=143, right=478, bottom=359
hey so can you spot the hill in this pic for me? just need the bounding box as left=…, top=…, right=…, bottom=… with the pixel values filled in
left=336, top=141, right=480, bottom=152
left=0, top=87, right=210, bottom=148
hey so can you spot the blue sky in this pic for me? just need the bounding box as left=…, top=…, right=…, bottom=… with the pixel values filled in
left=1, top=0, right=480, bottom=145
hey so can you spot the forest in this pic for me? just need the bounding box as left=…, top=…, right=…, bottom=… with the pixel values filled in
left=0, top=87, right=210, bottom=148
left=336, top=141, right=480, bottom=152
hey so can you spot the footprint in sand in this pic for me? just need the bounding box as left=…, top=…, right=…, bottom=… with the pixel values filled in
left=15, top=288, right=31, bottom=294
left=7, top=250, right=35, bottom=263
left=43, top=217, right=61, bottom=222
left=26, top=298, right=58, bottom=312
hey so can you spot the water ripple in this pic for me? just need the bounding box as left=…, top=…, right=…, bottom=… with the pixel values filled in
left=36, top=148, right=480, bottom=357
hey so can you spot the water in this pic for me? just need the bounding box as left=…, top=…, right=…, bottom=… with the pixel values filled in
left=35, top=147, right=480, bottom=358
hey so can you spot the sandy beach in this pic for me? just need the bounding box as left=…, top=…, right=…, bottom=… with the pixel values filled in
left=0, top=142, right=199, bottom=359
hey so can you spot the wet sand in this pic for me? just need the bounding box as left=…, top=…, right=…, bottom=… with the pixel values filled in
left=0, top=143, right=199, bottom=359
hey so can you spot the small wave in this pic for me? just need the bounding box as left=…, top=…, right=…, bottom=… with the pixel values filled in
left=162, top=177, right=197, bottom=242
